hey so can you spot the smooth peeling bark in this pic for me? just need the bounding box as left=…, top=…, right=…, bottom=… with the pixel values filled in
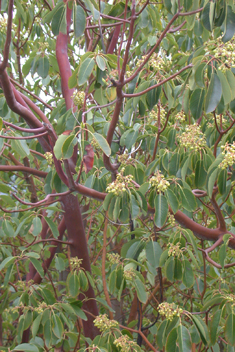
left=56, top=7, right=74, bottom=110
left=61, top=194, right=99, bottom=339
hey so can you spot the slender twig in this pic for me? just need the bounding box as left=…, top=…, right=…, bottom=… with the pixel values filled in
left=3, top=120, right=47, bottom=133
left=123, top=64, right=193, bottom=98
left=11, top=78, right=53, bottom=110
left=0, top=131, right=48, bottom=140
left=12, top=190, right=71, bottom=207
left=101, top=214, right=114, bottom=319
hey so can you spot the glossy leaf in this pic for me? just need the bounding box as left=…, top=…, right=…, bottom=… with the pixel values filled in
left=77, top=57, right=95, bottom=85
left=210, top=310, right=222, bottom=345
left=146, top=240, right=162, bottom=268
left=165, top=327, right=178, bottom=352
left=225, top=314, right=235, bottom=346
left=93, top=132, right=111, bottom=156
left=205, top=73, right=222, bottom=113
left=73, top=3, right=86, bottom=37
left=154, top=193, right=168, bottom=228
left=177, top=325, right=192, bottom=352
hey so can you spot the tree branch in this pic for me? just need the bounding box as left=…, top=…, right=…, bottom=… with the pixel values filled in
left=0, top=0, right=14, bottom=72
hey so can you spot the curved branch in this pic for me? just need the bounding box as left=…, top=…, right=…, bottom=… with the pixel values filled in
left=211, top=191, right=227, bottom=231
left=0, top=131, right=48, bottom=140
left=0, top=165, right=47, bottom=178
left=11, top=78, right=53, bottom=110
left=56, top=5, right=74, bottom=110
left=123, top=65, right=193, bottom=98
left=12, top=190, right=71, bottom=207
left=0, top=71, right=43, bottom=128
left=0, top=0, right=14, bottom=72
left=124, top=9, right=182, bottom=85
left=3, top=120, right=46, bottom=133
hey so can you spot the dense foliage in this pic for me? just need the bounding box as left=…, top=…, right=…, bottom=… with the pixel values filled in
left=1, top=0, right=235, bottom=351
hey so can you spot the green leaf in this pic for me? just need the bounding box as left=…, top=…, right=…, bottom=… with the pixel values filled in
left=146, top=241, right=162, bottom=268
left=130, top=194, right=140, bottom=219
left=223, top=5, right=235, bottom=42
left=210, top=310, right=222, bottom=345
left=67, top=272, right=80, bottom=297
left=51, top=3, right=67, bottom=35
left=201, top=3, right=212, bottom=31
left=113, top=196, right=121, bottom=222
left=0, top=256, right=15, bottom=271
left=189, top=314, right=208, bottom=345
left=190, top=88, right=205, bottom=119
left=165, top=188, right=179, bottom=214
left=154, top=193, right=168, bottom=228
left=32, top=314, right=42, bottom=338
left=126, top=241, right=145, bottom=260
left=12, top=139, right=30, bottom=157
left=195, top=159, right=207, bottom=188
left=44, top=216, right=60, bottom=239
left=180, top=188, right=197, bottom=212
left=30, top=258, right=44, bottom=279
left=217, top=70, right=233, bottom=105
left=166, top=327, right=178, bottom=352
left=225, top=314, right=235, bottom=346
left=177, top=325, right=192, bottom=352
left=96, top=55, right=106, bottom=71
left=53, top=134, right=69, bottom=160
left=73, top=3, right=86, bottom=38
left=77, top=57, right=95, bottom=85
left=61, top=134, right=77, bottom=159
left=182, top=259, right=194, bottom=288
left=93, top=132, right=111, bottom=156
left=207, top=168, right=219, bottom=198
left=226, top=70, right=235, bottom=99
left=32, top=217, right=42, bottom=236
left=218, top=243, right=227, bottom=269
left=134, top=279, right=147, bottom=303
left=205, top=73, right=222, bottom=113
left=103, top=193, right=113, bottom=211
left=37, top=57, right=49, bottom=79
left=13, top=344, right=39, bottom=352
left=165, top=256, right=174, bottom=282
left=174, top=258, right=182, bottom=280
left=52, top=314, right=64, bottom=338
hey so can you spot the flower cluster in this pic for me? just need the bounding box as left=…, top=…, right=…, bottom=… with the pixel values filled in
left=70, top=257, right=83, bottom=271
left=214, top=36, right=235, bottom=72
left=45, top=152, right=53, bottom=166
left=219, top=142, right=235, bottom=169
left=168, top=214, right=176, bottom=227
left=168, top=242, right=183, bottom=258
left=34, top=302, right=48, bottom=314
left=149, top=171, right=170, bottom=192
left=106, top=168, right=133, bottom=196
left=125, top=70, right=132, bottom=78
left=158, top=302, right=183, bottom=321
left=72, top=91, right=85, bottom=108
left=149, top=106, right=166, bottom=125
left=118, top=153, right=135, bottom=166
left=124, top=268, right=136, bottom=280
left=114, top=335, right=140, bottom=352
left=0, top=17, right=7, bottom=34
left=107, top=253, right=121, bottom=265
left=175, top=110, right=186, bottom=123
left=149, top=53, right=172, bottom=72
left=223, top=293, right=235, bottom=302
left=215, top=114, right=227, bottom=125
left=38, top=42, right=49, bottom=52
left=178, top=124, right=207, bottom=151
left=94, top=314, right=119, bottom=333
